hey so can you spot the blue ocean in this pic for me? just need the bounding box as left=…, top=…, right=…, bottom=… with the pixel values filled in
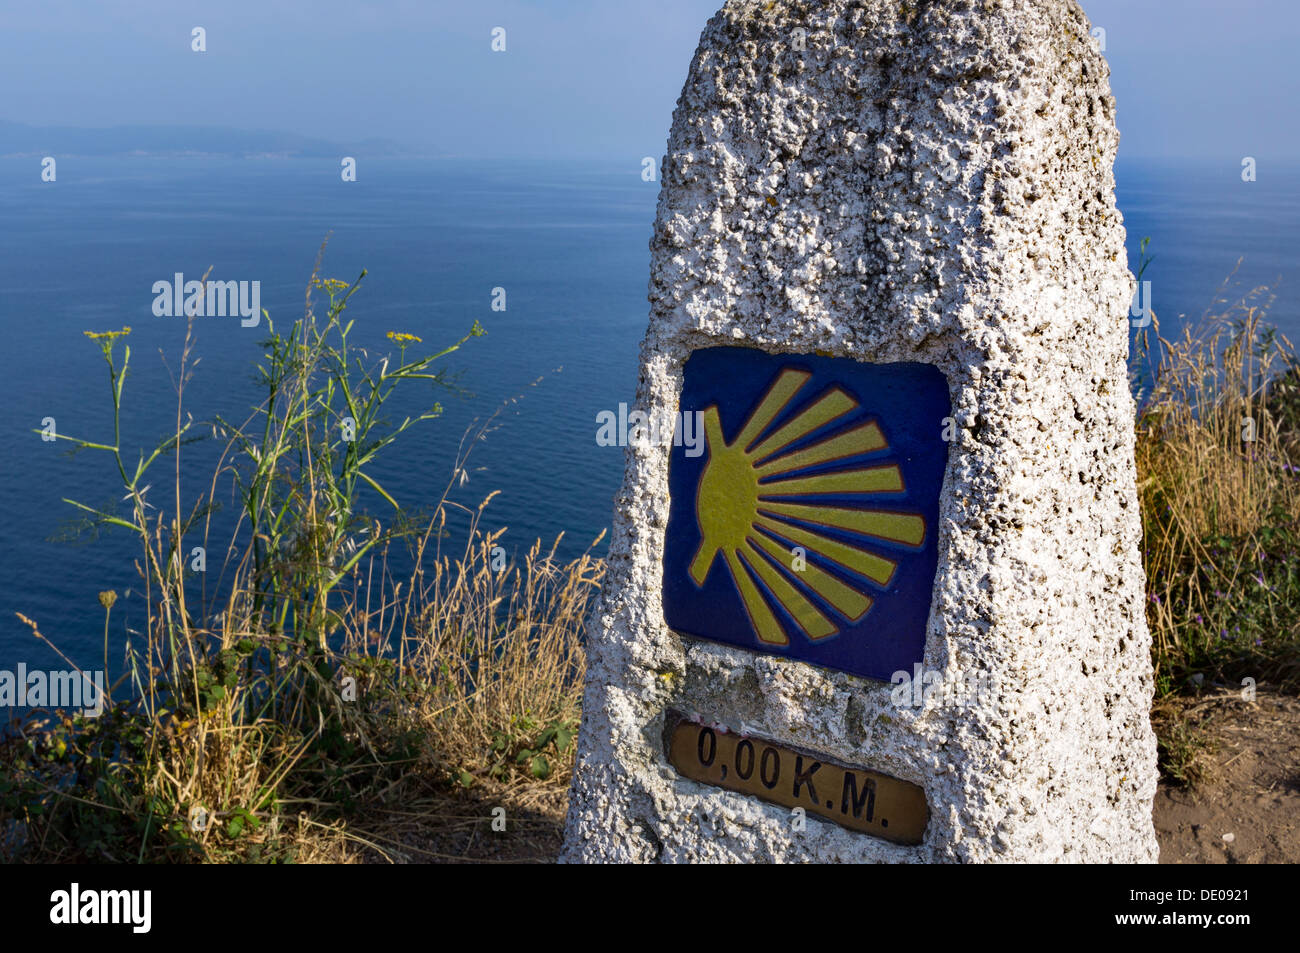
left=1, top=156, right=1297, bottom=678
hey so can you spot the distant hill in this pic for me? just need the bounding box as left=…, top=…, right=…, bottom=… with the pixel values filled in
left=0, top=120, right=418, bottom=158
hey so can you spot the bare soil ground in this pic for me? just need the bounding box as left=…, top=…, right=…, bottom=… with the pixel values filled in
left=1154, top=690, right=1300, bottom=864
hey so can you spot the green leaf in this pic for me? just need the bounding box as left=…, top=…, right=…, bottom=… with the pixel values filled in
left=555, top=726, right=573, bottom=753
left=529, top=755, right=550, bottom=780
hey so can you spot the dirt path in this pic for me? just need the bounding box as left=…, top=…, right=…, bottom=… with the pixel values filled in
left=1154, top=691, right=1300, bottom=864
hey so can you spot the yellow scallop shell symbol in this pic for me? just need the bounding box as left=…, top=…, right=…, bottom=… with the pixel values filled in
left=689, top=368, right=926, bottom=646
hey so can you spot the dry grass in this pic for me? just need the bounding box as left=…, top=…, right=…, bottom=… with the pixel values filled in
left=0, top=260, right=603, bottom=863
left=1133, top=281, right=1300, bottom=782
left=353, top=506, right=602, bottom=784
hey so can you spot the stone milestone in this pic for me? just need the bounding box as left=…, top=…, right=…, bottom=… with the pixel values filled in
left=563, top=0, right=1158, bottom=863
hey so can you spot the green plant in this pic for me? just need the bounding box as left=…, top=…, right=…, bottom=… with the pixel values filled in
left=2, top=250, right=602, bottom=863
left=484, top=714, right=578, bottom=782
left=1133, top=282, right=1300, bottom=698
left=1152, top=702, right=1214, bottom=788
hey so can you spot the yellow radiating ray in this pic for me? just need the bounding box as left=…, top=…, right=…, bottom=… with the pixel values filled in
left=759, top=501, right=926, bottom=547
left=753, top=515, right=898, bottom=587
left=734, top=369, right=811, bottom=452
left=746, top=531, right=873, bottom=622
left=724, top=549, right=788, bottom=645
left=700, top=404, right=726, bottom=448
left=747, top=388, right=856, bottom=464
left=758, top=464, right=903, bottom=497
left=738, top=541, right=837, bottom=640
left=686, top=364, right=927, bottom=646
left=689, top=460, right=712, bottom=585
left=688, top=536, right=714, bottom=586
left=754, top=422, right=887, bottom=477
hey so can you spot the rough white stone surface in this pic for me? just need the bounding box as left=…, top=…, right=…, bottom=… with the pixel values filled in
left=562, top=0, right=1158, bottom=863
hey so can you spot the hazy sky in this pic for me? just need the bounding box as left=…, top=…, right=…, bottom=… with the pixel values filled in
left=1, top=0, right=1296, bottom=160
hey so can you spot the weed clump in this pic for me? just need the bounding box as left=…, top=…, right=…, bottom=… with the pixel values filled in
left=1, top=255, right=601, bottom=862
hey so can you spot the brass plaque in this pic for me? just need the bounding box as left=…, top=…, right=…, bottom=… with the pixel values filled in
left=663, top=710, right=928, bottom=845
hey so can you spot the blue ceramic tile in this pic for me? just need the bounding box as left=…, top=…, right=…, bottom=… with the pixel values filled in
left=663, top=346, right=950, bottom=682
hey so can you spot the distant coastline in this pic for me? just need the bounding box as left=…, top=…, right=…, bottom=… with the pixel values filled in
left=0, top=119, right=432, bottom=159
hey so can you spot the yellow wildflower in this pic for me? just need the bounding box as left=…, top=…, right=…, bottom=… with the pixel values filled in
left=83, top=327, right=131, bottom=341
